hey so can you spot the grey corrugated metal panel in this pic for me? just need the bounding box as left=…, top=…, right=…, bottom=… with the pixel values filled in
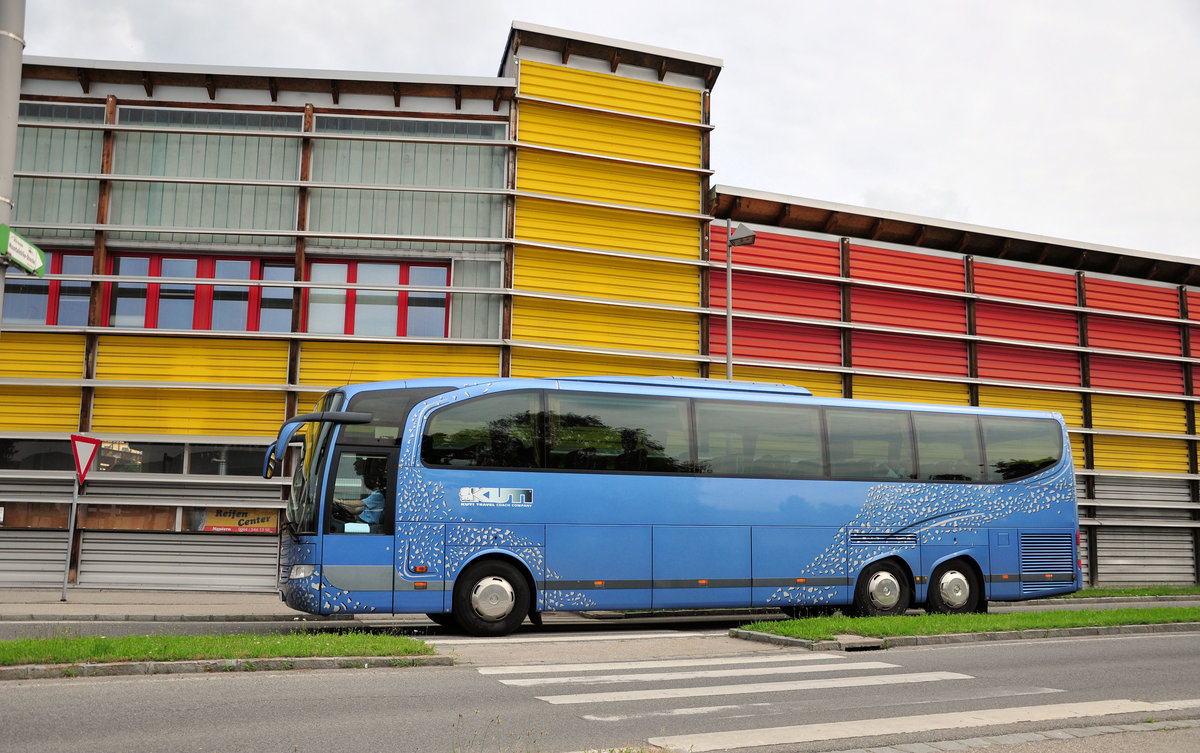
left=1081, top=518, right=1200, bottom=528
left=0, top=474, right=75, bottom=504
left=79, top=479, right=285, bottom=508
left=0, top=531, right=69, bottom=586
left=451, top=260, right=503, bottom=339
left=1095, top=527, right=1195, bottom=586
left=1089, top=499, right=1197, bottom=511
left=76, top=532, right=277, bottom=592
left=1093, top=477, right=1194, bottom=505
left=1095, top=506, right=1193, bottom=520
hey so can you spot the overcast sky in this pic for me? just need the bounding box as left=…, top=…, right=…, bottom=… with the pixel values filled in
left=20, top=0, right=1200, bottom=260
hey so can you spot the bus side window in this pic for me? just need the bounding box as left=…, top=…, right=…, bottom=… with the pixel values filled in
left=329, top=451, right=391, bottom=534
left=914, top=413, right=984, bottom=481
left=982, top=417, right=1062, bottom=481
left=421, top=391, right=541, bottom=469
left=827, top=408, right=916, bottom=480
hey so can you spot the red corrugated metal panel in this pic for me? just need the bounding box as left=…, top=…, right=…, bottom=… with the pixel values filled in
left=851, top=288, right=966, bottom=333
left=977, top=343, right=1080, bottom=386
left=710, top=271, right=840, bottom=319
left=1087, top=314, right=1181, bottom=356
left=1090, top=355, right=1184, bottom=394
left=710, top=319, right=841, bottom=365
left=849, top=245, right=964, bottom=291
left=1084, top=277, right=1179, bottom=317
left=710, top=226, right=840, bottom=275
left=973, top=262, right=1077, bottom=305
left=852, top=332, right=968, bottom=376
left=1187, top=291, right=1200, bottom=320
left=975, top=302, right=1078, bottom=345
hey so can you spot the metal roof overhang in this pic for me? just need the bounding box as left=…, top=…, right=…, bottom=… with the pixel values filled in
left=501, top=21, right=723, bottom=90
left=22, top=56, right=515, bottom=109
left=712, top=185, right=1200, bottom=286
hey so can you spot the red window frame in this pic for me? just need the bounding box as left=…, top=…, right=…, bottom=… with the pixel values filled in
left=101, top=254, right=295, bottom=332
left=1, top=251, right=92, bottom=326
left=300, top=260, right=450, bottom=337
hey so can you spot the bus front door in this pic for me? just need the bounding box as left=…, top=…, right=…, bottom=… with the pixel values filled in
left=320, top=449, right=396, bottom=614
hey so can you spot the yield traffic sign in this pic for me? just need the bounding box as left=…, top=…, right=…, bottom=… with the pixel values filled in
left=70, top=434, right=102, bottom=483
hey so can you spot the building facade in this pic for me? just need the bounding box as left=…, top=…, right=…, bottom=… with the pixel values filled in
left=1, top=23, right=1195, bottom=590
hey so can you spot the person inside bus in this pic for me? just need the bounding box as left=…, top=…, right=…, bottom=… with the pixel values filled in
left=332, top=457, right=386, bottom=532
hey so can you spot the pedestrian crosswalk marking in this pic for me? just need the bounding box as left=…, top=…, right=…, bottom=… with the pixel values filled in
left=536, top=670, right=972, bottom=705
left=648, top=698, right=1200, bottom=752
left=500, top=660, right=898, bottom=687
left=478, top=653, right=845, bottom=676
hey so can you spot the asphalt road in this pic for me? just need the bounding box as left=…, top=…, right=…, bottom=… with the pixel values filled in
left=2, top=627, right=1198, bottom=753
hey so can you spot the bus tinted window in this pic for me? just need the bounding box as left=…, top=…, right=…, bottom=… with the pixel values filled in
left=982, top=416, right=1063, bottom=480
left=422, top=391, right=541, bottom=468
left=827, top=408, right=916, bottom=480
left=547, top=392, right=689, bottom=472
left=915, top=413, right=984, bottom=482
left=343, top=387, right=454, bottom=446
left=695, top=400, right=824, bottom=477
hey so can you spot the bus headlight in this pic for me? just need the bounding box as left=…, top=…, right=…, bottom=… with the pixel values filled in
left=289, top=564, right=316, bottom=580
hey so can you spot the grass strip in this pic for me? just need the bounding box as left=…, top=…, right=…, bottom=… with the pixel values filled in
left=742, top=606, right=1200, bottom=643
left=1060, top=585, right=1200, bottom=598
left=0, top=630, right=432, bottom=667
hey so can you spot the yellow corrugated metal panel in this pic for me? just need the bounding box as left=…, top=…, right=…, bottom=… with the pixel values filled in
left=851, top=377, right=969, bottom=406
left=92, top=388, right=285, bottom=436
left=515, top=196, right=700, bottom=259
left=297, top=343, right=500, bottom=386
left=732, top=366, right=843, bottom=398
left=978, top=386, right=1084, bottom=427
left=0, top=333, right=85, bottom=379
left=512, top=298, right=698, bottom=354
left=1093, top=436, right=1189, bottom=473
left=514, top=246, right=697, bottom=306
left=519, top=101, right=702, bottom=167
left=517, top=150, right=700, bottom=213
left=519, top=60, right=703, bottom=123
left=0, top=386, right=80, bottom=431
left=96, top=336, right=288, bottom=384
left=510, top=347, right=697, bottom=379
left=1091, top=395, right=1187, bottom=434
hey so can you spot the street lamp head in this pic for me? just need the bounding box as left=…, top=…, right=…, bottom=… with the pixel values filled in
left=728, top=223, right=756, bottom=247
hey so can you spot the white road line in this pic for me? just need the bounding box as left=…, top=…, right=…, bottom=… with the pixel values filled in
left=648, top=698, right=1200, bottom=752
left=478, top=653, right=846, bottom=675
left=536, top=670, right=971, bottom=705
left=581, top=702, right=773, bottom=723
left=500, top=660, right=897, bottom=687
left=428, top=630, right=727, bottom=646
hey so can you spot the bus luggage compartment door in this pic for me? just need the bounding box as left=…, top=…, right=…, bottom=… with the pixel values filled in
left=652, top=525, right=751, bottom=609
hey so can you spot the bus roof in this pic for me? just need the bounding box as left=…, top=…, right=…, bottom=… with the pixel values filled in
left=558, top=375, right=813, bottom=396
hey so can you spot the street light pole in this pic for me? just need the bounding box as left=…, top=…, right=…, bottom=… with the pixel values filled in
left=724, top=220, right=756, bottom=380
left=0, top=0, right=27, bottom=329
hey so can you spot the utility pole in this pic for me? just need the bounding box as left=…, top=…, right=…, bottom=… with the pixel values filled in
left=0, top=0, right=28, bottom=325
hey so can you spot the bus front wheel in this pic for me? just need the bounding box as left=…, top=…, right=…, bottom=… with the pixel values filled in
left=452, top=560, right=530, bottom=637
left=851, top=560, right=911, bottom=617
left=926, top=559, right=983, bottom=614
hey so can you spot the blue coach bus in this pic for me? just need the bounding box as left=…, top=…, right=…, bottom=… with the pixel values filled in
left=263, top=376, right=1081, bottom=636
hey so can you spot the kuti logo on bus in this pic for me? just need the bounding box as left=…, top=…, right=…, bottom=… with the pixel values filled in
left=458, top=487, right=534, bottom=507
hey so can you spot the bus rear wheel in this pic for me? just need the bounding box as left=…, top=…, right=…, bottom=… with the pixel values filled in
left=452, top=560, right=530, bottom=637
left=926, top=559, right=983, bottom=614
left=851, top=560, right=911, bottom=617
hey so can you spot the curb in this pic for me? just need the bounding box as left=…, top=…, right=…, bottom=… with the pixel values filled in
left=729, top=620, right=1200, bottom=650
left=0, top=613, right=353, bottom=623
left=0, top=653, right=453, bottom=681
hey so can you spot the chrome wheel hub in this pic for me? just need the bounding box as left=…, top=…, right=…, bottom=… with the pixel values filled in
left=470, top=576, right=515, bottom=621
left=937, top=570, right=970, bottom=609
left=866, top=571, right=901, bottom=610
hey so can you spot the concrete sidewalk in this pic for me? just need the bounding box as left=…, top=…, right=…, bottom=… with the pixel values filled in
left=0, top=587, right=319, bottom=622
